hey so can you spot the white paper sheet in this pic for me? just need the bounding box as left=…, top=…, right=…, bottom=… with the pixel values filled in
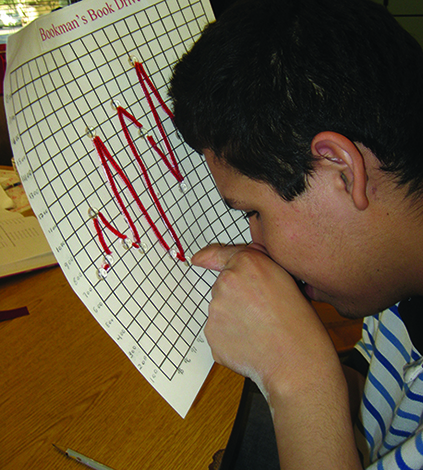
left=4, top=0, right=249, bottom=417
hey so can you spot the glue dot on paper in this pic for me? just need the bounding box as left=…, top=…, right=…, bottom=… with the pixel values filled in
left=169, top=249, right=178, bottom=260
left=111, top=99, right=121, bottom=110
left=179, top=182, right=188, bottom=194
left=88, top=207, right=99, bottom=219
left=128, top=55, right=138, bottom=67
left=138, top=242, right=149, bottom=254
left=85, top=126, right=96, bottom=139
left=139, top=128, right=148, bottom=139
left=185, top=256, right=192, bottom=267
left=121, top=238, right=131, bottom=250
left=97, top=267, right=108, bottom=280
left=104, top=254, right=113, bottom=266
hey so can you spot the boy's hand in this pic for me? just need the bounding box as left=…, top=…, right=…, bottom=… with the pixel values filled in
left=194, top=243, right=362, bottom=469
left=192, top=243, right=336, bottom=396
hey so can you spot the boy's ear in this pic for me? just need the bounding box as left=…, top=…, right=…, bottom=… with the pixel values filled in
left=311, top=131, right=369, bottom=211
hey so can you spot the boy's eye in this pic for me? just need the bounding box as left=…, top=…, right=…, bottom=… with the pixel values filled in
left=243, top=210, right=259, bottom=220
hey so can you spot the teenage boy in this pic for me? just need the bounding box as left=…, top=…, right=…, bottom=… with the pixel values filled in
left=169, top=0, right=423, bottom=468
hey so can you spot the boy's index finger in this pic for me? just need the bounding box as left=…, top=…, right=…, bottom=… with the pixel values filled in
left=191, top=244, right=248, bottom=272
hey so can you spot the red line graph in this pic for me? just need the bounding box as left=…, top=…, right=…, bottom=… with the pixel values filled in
left=89, top=58, right=187, bottom=278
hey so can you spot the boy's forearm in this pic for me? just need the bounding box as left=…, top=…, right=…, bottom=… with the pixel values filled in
left=268, top=358, right=363, bottom=469
left=342, top=364, right=366, bottom=423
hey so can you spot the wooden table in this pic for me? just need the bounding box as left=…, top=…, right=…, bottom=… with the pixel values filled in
left=0, top=265, right=362, bottom=470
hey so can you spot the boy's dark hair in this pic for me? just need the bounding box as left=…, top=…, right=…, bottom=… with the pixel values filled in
left=169, top=0, right=423, bottom=200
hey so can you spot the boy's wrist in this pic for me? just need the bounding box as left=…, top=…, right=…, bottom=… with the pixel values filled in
left=265, top=362, right=362, bottom=469
left=264, top=345, right=346, bottom=409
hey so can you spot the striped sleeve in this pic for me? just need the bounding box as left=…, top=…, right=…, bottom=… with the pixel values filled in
left=366, top=428, right=423, bottom=470
left=353, top=306, right=423, bottom=469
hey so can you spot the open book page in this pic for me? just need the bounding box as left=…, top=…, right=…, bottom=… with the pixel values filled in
left=0, top=215, right=57, bottom=277
left=4, top=0, right=249, bottom=417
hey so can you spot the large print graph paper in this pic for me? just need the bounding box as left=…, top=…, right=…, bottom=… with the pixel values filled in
left=4, top=0, right=249, bottom=417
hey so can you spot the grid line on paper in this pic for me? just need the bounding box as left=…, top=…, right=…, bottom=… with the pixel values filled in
left=8, top=0, right=249, bottom=383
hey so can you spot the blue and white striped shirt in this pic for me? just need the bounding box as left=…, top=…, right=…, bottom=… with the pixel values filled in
left=354, top=301, right=423, bottom=469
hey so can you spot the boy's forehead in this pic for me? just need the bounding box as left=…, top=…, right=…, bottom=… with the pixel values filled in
left=204, top=150, right=255, bottom=199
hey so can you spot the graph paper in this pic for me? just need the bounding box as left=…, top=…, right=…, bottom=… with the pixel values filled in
left=4, top=0, right=249, bottom=417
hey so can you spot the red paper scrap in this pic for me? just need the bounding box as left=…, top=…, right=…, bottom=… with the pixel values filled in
left=0, top=307, right=29, bottom=321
